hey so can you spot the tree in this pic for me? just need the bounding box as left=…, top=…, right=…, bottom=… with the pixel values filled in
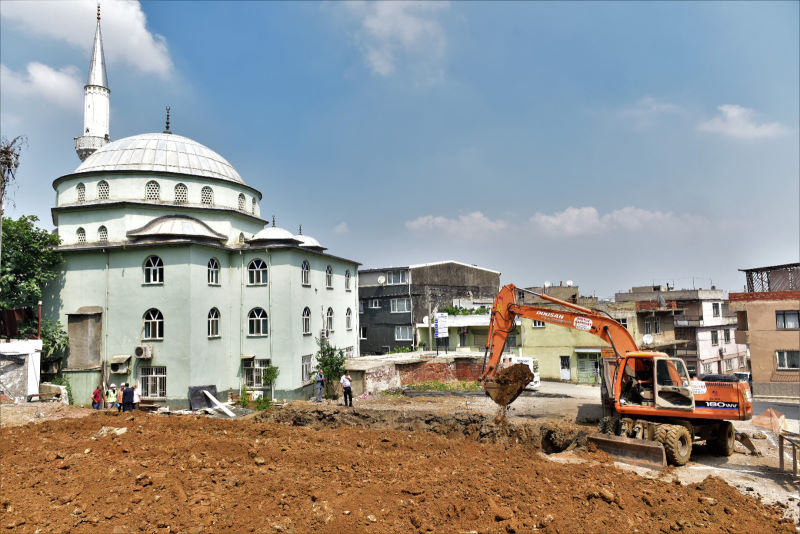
left=0, top=215, right=62, bottom=309
left=315, top=338, right=345, bottom=399
left=0, top=136, right=27, bottom=266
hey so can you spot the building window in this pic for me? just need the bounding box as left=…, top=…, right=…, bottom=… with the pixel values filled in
left=97, top=180, right=109, bottom=200
left=302, top=307, right=311, bottom=334
left=359, top=326, right=367, bottom=340
left=776, top=310, right=800, bottom=330
left=711, top=330, right=719, bottom=346
left=326, top=265, right=333, bottom=288
left=723, top=329, right=731, bottom=343
left=345, top=270, right=351, bottom=290
left=140, top=366, right=166, bottom=398
left=653, top=319, right=660, bottom=334
left=302, top=355, right=313, bottom=383
left=208, top=308, right=220, bottom=337
left=143, top=255, right=164, bottom=284
left=712, top=303, right=720, bottom=317
left=97, top=226, right=108, bottom=242
left=391, top=298, right=411, bottom=313
left=395, top=326, right=413, bottom=341
left=143, top=309, right=164, bottom=340
left=251, top=198, right=256, bottom=214
left=248, top=308, right=269, bottom=336
left=174, top=183, right=188, bottom=204
left=145, top=180, right=160, bottom=201
left=369, top=299, right=380, bottom=309
left=724, top=358, right=734, bottom=372
left=776, top=350, right=800, bottom=370
left=76, top=182, right=85, bottom=202
left=243, top=359, right=271, bottom=388
left=326, top=308, right=334, bottom=332
left=531, top=320, right=546, bottom=328
left=615, top=318, right=628, bottom=329
left=248, top=259, right=268, bottom=285
left=208, top=258, right=220, bottom=285
left=344, top=346, right=354, bottom=358
left=238, top=193, right=246, bottom=211
left=301, top=260, right=310, bottom=285
left=702, top=363, right=712, bottom=375
left=76, top=227, right=86, bottom=243
left=346, top=308, right=352, bottom=330
left=387, top=270, right=407, bottom=285
left=201, top=186, right=214, bottom=205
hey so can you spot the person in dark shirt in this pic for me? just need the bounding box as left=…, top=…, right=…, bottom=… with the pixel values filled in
left=121, top=383, right=134, bottom=412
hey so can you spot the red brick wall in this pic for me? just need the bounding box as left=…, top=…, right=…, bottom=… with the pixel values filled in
left=729, top=291, right=800, bottom=302
left=397, top=358, right=484, bottom=385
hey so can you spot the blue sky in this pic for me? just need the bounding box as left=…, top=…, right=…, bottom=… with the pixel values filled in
left=1, top=1, right=797, bottom=297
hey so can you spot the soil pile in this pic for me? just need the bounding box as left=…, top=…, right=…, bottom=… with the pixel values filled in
left=1, top=407, right=792, bottom=533
left=486, top=363, right=534, bottom=406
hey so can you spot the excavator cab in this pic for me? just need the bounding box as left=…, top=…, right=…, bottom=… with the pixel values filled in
left=653, top=357, right=694, bottom=410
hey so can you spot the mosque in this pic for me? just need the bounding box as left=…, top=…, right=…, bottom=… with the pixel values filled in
left=44, top=8, right=360, bottom=406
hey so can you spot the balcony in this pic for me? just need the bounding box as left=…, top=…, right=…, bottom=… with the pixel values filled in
left=734, top=329, right=749, bottom=345
left=674, top=314, right=738, bottom=327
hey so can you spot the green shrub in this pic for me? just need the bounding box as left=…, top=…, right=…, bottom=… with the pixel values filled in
left=405, top=380, right=481, bottom=392
left=253, top=397, right=272, bottom=411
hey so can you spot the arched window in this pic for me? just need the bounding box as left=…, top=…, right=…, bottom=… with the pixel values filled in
left=201, top=186, right=213, bottom=205
left=238, top=193, right=246, bottom=211
left=76, top=227, right=86, bottom=243
left=325, top=265, right=333, bottom=288
left=145, top=180, right=160, bottom=201
left=208, top=258, right=220, bottom=285
left=208, top=308, right=220, bottom=337
left=143, top=255, right=164, bottom=284
left=251, top=198, right=256, bottom=214
left=248, top=258, right=268, bottom=285
left=143, top=309, right=164, bottom=340
left=98, top=225, right=108, bottom=243
left=76, top=183, right=85, bottom=203
left=97, top=180, right=109, bottom=200
left=326, top=307, right=334, bottom=332
left=248, top=308, right=268, bottom=336
left=174, top=183, right=188, bottom=204
left=346, top=308, right=352, bottom=330
left=345, top=270, right=351, bottom=290
left=302, top=307, right=311, bottom=334
left=301, top=260, right=310, bottom=285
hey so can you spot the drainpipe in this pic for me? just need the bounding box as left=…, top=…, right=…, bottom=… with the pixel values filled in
left=239, top=250, right=244, bottom=395
left=266, top=249, right=274, bottom=402
left=37, top=301, right=42, bottom=338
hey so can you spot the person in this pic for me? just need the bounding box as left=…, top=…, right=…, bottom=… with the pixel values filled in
left=106, top=384, right=117, bottom=410
left=116, top=383, right=124, bottom=412
left=314, top=370, right=325, bottom=402
left=340, top=371, right=352, bottom=407
left=91, top=385, right=102, bottom=410
left=121, top=383, right=134, bottom=412
left=132, top=384, right=141, bottom=410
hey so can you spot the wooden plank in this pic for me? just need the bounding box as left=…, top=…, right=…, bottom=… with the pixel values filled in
left=203, top=390, right=235, bottom=418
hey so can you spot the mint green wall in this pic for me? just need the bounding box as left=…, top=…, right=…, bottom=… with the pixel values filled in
left=63, top=369, right=102, bottom=407
left=521, top=319, right=606, bottom=381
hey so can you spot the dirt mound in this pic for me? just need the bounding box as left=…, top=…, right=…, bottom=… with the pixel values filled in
left=0, top=409, right=793, bottom=533
left=486, top=363, right=535, bottom=406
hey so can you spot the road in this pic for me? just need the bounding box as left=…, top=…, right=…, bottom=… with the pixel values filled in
left=754, top=399, right=799, bottom=433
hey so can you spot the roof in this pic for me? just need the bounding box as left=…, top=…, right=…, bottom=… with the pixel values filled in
left=417, top=315, right=521, bottom=327
left=249, top=226, right=300, bottom=244
left=360, top=260, right=499, bottom=275
left=73, top=133, right=244, bottom=184
left=295, top=233, right=326, bottom=251
left=126, top=215, right=227, bottom=242
left=87, top=18, right=107, bottom=88
left=738, top=262, right=800, bottom=272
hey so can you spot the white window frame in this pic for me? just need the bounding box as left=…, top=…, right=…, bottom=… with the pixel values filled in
left=248, top=258, right=268, bottom=285
left=98, top=226, right=108, bottom=243
left=76, top=182, right=85, bottom=202
left=326, top=265, right=333, bottom=288
left=368, top=299, right=380, bottom=309
left=359, top=301, right=364, bottom=314
left=776, top=350, right=800, bottom=370
left=387, top=270, right=408, bottom=285
left=243, top=359, right=270, bottom=388
left=615, top=318, right=628, bottom=329
left=238, top=193, right=246, bottom=211
left=776, top=310, right=800, bottom=330
left=531, top=320, right=546, bottom=328
left=711, top=330, right=719, bottom=346
left=390, top=298, right=411, bottom=313
left=702, top=363, right=712, bottom=375
left=140, top=366, right=166, bottom=398
left=208, top=308, right=220, bottom=338
left=345, top=270, right=351, bottom=290
left=326, top=308, right=334, bottom=332
left=143, top=255, right=164, bottom=284
left=359, top=326, right=367, bottom=340
left=208, top=258, right=220, bottom=285
left=97, top=180, right=109, bottom=200
left=301, top=355, right=313, bottom=383
left=201, top=186, right=214, bottom=205
left=145, top=180, right=160, bottom=201
left=248, top=308, right=269, bottom=336
left=76, top=227, right=86, bottom=243
left=395, top=325, right=413, bottom=341
left=174, top=183, right=188, bottom=204
left=346, top=308, right=352, bottom=330
left=712, top=303, right=720, bottom=317
left=143, top=309, right=164, bottom=340
left=301, top=260, right=310, bottom=286
left=644, top=320, right=652, bottom=335
left=653, top=318, right=661, bottom=334
left=302, top=307, right=311, bottom=335
left=723, top=328, right=731, bottom=344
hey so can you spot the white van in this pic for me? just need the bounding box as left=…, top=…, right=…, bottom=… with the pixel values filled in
left=503, top=355, right=541, bottom=390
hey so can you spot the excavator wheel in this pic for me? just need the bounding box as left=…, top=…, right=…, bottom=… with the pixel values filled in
left=663, top=425, right=692, bottom=466
left=654, top=424, right=669, bottom=444
left=713, top=421, right=735, bottom=457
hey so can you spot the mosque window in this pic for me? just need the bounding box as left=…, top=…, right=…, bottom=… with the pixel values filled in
left=345, top=270, right=351, bottom=290
left=346, top=308, right=352, bottom=330
left=97, top=180, right=109, bottom=200
left=248, top=308, right=269, bottom=336
left=248, top=259, right=268, bottom=285
left=302, top=307, right=311, bottom=335
left=208, top=258, right=220, bottom=285
left=143, top=309, right=164, bottom=340
left=76, top=227, right=86, bottom=243
left=326, top=308, right=334, bottom=332
left=140, top=366, right=166, bottom=398
left=301, top=260, right=310, bottom=286
left=143, top=255, right=164, bottom=284
left=174, top=183, right=188, bottom=204
left=201, top=186, right=214, bottom=205
left=98, top=226, right=108, bottom=243
left=251, top=198, right=256, bottom=214
left=326, top=265, right=333, bottom=288
left=145, top=180, right=160, bottom=201
left=76, top=183, right=86, bottom=203
left=238, top=232, right=245, bottom=244
left=238, top=193, right=246, bottom=211
left=208, top=308, right=220, bottom=338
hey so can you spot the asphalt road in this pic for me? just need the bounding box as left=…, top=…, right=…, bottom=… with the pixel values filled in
left=753, top=399, right=799, bottom=433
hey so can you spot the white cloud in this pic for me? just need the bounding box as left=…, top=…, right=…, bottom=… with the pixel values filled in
left=405, top=211, right=507, bottom=239
left=344, top=1, right=448, bottom=80
left=333, top=221, right=349, bottom=234
left=621, top=96, right=681, bottom=128
left=1, top=63, right=83, bottom=109
left=1, top=0, right=172, bottom=78
left=530, top=206, right=700, bottom=237
left=698, top=104, right=790, bottom=140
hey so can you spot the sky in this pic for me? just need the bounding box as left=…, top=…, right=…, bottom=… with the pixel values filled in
left=1, top=0, right=797, bottom=298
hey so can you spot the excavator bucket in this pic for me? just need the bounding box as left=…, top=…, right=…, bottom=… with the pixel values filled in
left=588, top=432, right=667, bottom=470
left=484, top=363, right=534, bottom=407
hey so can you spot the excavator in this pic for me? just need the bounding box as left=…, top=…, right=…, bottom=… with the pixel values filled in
left=480, top=284, right=753, bottom=467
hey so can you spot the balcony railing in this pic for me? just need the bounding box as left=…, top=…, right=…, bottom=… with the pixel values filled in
left=674, top=314, right=738, bottom=327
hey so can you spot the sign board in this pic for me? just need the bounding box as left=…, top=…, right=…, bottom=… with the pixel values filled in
left=434, top=313, right=449, bottom=338
left=573, top=317, right=593, bottom=331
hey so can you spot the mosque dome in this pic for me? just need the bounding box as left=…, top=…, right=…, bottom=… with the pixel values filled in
left=73, top=132, right=244, bottom=184
left=295, top=233, right=326, bottom=251
left=250, top=222, right=301, bottom=245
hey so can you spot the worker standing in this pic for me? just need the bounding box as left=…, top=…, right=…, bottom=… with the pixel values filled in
left=340, top=371, right=352, bottom=407
left=91, top=385, right=102, bottom=410
left=314, top=370, right=325, bottom=402
left=106, top=384, right=117, bottom=410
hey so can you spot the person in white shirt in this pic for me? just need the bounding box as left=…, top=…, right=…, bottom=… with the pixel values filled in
left=132, top=384, right=141, bottom=410
left=340, top=371, right=352, bottom=407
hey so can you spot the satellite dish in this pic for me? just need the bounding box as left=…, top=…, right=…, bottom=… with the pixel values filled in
left=543, top=281, right=551, bottom=288
left=566, top=280, right=574, bottom=287
left=377, top=275, right=386, bottom=285
left=642, top=334, right=654, bottom=345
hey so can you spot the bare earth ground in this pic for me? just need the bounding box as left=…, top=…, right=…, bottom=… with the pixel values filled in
left=0, top=393, right=796, bottom=533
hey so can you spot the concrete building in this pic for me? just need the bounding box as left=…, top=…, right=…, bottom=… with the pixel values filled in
left=730, top=263, right=800, bottom=398
left=43, top=11, right=359, bottom=407
left=358, top=261, right=500, bottom=354
left=416, top=314, right=522, bottom=356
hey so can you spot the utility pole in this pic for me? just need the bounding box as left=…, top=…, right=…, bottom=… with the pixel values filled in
left=427, top=287, right=432, bottom=352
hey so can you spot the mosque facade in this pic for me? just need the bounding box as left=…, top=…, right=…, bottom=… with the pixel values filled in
left=45, top=10, right=359, bottom=406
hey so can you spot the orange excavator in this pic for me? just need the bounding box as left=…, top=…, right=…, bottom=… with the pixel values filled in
left=480, top=284, right=753, bottom=466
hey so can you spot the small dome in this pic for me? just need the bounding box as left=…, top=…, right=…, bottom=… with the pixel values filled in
left=74, top=132, right=244, bottom=184
left=250, top=225, right=300, bottom=245
left=127, top=215, right=226, bottom=242
left=295, top=234, right=326, bottom=251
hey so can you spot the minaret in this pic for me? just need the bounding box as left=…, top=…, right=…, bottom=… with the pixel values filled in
left=75, top=4, right=110, bottom=161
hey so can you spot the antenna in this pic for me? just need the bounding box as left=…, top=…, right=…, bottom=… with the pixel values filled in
left=163, top=106, right=171, bottom=134
left=272, top=215, right=276, bottom=227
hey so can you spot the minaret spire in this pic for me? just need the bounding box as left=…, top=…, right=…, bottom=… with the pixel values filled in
left=163, top=106, right=172, bottom=134
left=75, top=3, right=111, bottom=161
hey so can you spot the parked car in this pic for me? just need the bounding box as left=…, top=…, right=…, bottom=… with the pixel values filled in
left=733, top=371, right=752, bottom=387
